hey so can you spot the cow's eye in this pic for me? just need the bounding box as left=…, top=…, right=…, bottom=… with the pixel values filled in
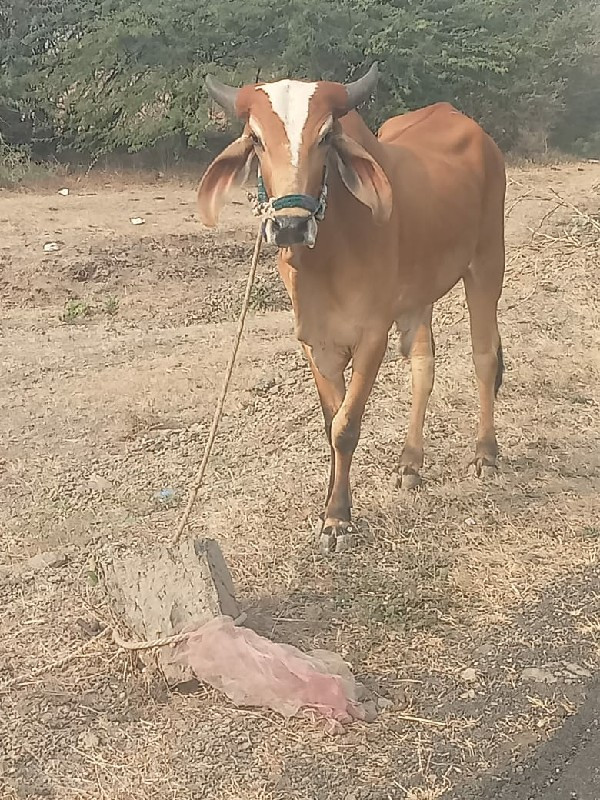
left=319, top=130, right=333, bottom=146
left=250, top=131, right=263, bottom=149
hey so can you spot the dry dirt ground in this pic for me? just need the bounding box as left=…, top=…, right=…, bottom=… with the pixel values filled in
left=1, top=161, right=599, bottom=799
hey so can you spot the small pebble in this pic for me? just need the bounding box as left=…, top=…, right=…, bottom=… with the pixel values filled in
left=27, top=551, right=68, bottom=571
left=78, top=731, right=100, bottom=749
left=521, top=667, right=557, bottom=684
left=461, top=667, right=478, bottom=682
left=564, top=662, right=592, bottom=678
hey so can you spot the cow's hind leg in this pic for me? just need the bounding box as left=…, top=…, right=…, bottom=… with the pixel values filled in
left=397, top=305, right=435, bottom=489
left=463, top=263, right=504, bottom=477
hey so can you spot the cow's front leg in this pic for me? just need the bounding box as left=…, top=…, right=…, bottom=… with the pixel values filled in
left=311, top=333, right=388, bottom=554
left=303, top=345, right=347, bottom=511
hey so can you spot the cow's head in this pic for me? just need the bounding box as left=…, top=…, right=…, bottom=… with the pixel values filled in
left=198, top=64, right=392, bottom=248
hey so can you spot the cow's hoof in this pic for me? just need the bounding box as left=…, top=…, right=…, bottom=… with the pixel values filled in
left=315, top=517, right=356, bottom=555
left=469, top=457, right=498, bottom=480
left=396, top=467, right=422, bottom=490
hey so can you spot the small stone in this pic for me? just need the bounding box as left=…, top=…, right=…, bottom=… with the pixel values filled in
left=27, top=551, right=68, bottom=570
left=57, top=188, right=70, bottom=196
left=43, top=242, right=60, bottom=252
left=521, top=667, right=557, bottom=684
left=390, top=685, right=407, bottom=706
left=376, top=696, right=393, bottom=711
left=154, top=487, right=176, bottom=502
left=361, top=700, right=378, bottom=722
left=87, top=473, right=112, bottom=492
left=130, top=217, right=145, bottom=225
left=461, top=667, right=478, bottom=683
left=78, top=731, right=100, bottom=749
left=564, top=662, right=592, bottom=678
left=513, top=731, right=538, bottom=748
left=76, top=618, right=102, bottom=637
left=0, top=565, right=13, bottom=585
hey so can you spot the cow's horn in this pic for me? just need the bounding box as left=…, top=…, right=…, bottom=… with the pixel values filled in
left=344, top=63, right=379, bottom=110
left=205, top=75, right=239, bottom=117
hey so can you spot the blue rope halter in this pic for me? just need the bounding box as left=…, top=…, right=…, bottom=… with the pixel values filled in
left=255, top=166, right=328, bottom=221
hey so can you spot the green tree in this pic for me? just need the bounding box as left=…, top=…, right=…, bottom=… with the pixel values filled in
left=1, top=0, right=598, bottom=158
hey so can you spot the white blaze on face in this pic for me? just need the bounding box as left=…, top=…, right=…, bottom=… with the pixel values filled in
left=258, top=80, right=318, bottom=167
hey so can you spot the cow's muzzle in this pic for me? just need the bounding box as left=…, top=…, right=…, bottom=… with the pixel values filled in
left=265, top=215, right=318, bottom=248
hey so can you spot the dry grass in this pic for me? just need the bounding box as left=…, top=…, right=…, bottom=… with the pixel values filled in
left=1, top=162, right=599, bottom=799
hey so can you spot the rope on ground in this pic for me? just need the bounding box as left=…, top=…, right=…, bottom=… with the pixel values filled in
left=1, top=613, right=249, bottom=691
left=171, top=226, right=263, bottom=545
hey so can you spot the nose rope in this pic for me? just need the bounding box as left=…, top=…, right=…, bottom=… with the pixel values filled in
left=248, top=166, right=328, bottom=224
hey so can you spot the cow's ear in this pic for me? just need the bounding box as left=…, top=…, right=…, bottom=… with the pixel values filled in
left=332, top=133, right=392, bottom=224
left=197, top=135, right=256, bottom=226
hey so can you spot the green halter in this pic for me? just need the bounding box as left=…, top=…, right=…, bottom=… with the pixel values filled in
left=256, top=166, right=328, bottom=221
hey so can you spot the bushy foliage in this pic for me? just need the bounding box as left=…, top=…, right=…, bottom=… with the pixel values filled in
left=1, top=0, right=598, bottom=158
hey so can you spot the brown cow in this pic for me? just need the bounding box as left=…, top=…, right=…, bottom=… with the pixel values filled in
left=198, top=65, right=505, bottom=553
